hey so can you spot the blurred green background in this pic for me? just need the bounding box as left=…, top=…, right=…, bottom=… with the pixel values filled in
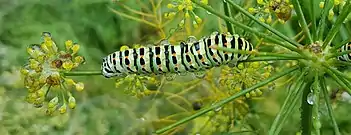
left=1, top=0, right=351, bottom=135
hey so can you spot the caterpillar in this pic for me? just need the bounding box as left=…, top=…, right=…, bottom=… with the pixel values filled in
left=101, top=32, right=254, bottom=78
left=337, top=42, right=351, bottom=62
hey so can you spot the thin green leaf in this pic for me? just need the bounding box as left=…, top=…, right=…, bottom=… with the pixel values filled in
left=215, top=46, right=304, bottom=58
left=324, top=66, right=351, bottom=94
left=330, top=38, right=350, bottom=52
left=190, top=0, right=302, bottom=54
left=62, top=70, right=102, bottom=76
left=154, top=67, right=299, bottom=134
left=310, top=0, right=317, bottom=40
left=225, top=0, right=303, bottom=47
left=291, top=0, right=313, bottom=44
left=317, top=0, right=332, bottom=41
left=320, top=77, right=341, bottom=135
left=269, top=69, right=307, bottom=135
left=326, top=49, right=351, bottom=59
left=312, top=75, right=321, bottom=135
left=244, top=56, right=302, bottom=62
left=223, top=1, right=235, bottom=34
left=300, top=78, right=314, bottom=135
left=322, top=0, right=351, bottom=49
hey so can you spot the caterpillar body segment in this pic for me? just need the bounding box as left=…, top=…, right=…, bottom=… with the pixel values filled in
left=338, top=42, right=351, bottom=62
left=101, top=32, right=254, bottom=78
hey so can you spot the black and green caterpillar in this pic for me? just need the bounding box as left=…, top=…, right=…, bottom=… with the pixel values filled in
left=338, top=42, right=351, bottom=62
left=101, top=32, right=254, bottom=78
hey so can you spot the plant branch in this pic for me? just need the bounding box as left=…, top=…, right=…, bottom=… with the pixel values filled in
left=223, top=1, right=235, bottom=34
left=154, top=66, right=299, bottom=134
left=322, top=0, right=351, bottom=49
left=324, top=66, right=351, bottom=94
left=317, top=0, right=332, bottom=40
left=190, top=0, right=302, bottom=54
left=244, top=56, right=302, bottom=62
left=320, top=77, right=341, bottom=135
left=291, top=0, right=313, bottom=44
left=62, top=70, right=102, bottom=76
left=330, top=39, right=351, bottom=52
left=226, top=0, right=303, bottom=47
left=310, top=0, right=317, bottom=41
left=269, top=70, right=307, bottom=135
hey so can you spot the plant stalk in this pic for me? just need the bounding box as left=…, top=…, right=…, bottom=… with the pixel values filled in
left=155, top=66, right=299, bottom=134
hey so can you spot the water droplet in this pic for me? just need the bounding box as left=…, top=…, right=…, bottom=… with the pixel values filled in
left=307, top=92, right=315, bottom=105
left=206, top=11, right=212, bottom=15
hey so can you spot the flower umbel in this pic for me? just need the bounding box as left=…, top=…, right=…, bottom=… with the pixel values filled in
left=21, top=32, right=85, bottom=115
left=248, top=0, right=293, bottom=24
left=164, top=0, right=208, bottom=28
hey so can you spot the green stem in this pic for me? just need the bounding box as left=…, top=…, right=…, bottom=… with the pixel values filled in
left=335, top=61, right=351, bottom=67
left=215, top=46, right=304, bottom=58
left=323, top=63, right=351, bottom=83
left=324, top=66, right=351, bottom=94
left=322, top=0, right=351, bottom=49
left=312, top=75, right=321, bottom=135
left=326, top=49, right=351, bottom=59
left=300, top=78, right=314, bottom=135
left=269, top=70, right=307, bottom=135
left=330, top=39, right=350, bottom=52
left=190, top=0, right=302, bottom=54
left=317, top=0, right=331, bottom=40
left=223, top=1, right=235, bottom=34
left=310, top=0, right=317, bottom=41
left=225, top=0, right=303, bottom=47
left=291, top=0, right=313, bottom=44
left=62, top=71, right=102, bottom=76
left=244, top=56, right=302, bottom=62
left=320, top=77, right=341, bottom=135
left=154, top=66, right=299, bottom=134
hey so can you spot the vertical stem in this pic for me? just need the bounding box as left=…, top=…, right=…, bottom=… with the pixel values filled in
left=312, top=75, right=321, bottom=135
left=155, top=67, right=298, bottom=134
left=322, top=0, right=351, bottom=49
left=310, top=0, right=317, bottom=40
left=300, top=79, right=313, bottom=135
left=223, top=1, right=235, bottom=34
left=320, top=77, right=341, bottom=135
left=291, top=0, right=313, bottom=44
left=317, top=0, right=332, bottom=41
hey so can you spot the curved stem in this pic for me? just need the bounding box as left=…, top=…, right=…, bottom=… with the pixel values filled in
left=155, top=66, right=299, bottom=134
left=225, top=0, right=303, bottom=47
left=320, top=77, right=341, bottom=135
left=62, top=70, right=102, bottom=76
left=292, top=0, right=313, bottom=44
left=190, top=0, right=302, bottom=54
left=322, top=0, right=351, bottom=49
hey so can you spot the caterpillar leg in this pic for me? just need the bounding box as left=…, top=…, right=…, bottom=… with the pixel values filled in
left=192, top=70, right=207, bottom=78
left=165, top=73, right=177, bottom=81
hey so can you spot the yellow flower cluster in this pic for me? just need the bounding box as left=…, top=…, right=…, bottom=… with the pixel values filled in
left=319, top=0, right=346, bottom=21
left=114, top=45, right=161, bottom=99
left=164, top=0, right=208, bottom=28
left=248, top=0, right=293, bottom=24
left=21, top=32, right=85, bottom=115
left=219, top=62, right=275, bottom=98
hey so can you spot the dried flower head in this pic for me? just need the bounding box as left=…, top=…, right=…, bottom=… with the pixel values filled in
left=248, top=0, right=293, bottom=24
left=21, top=32, right=85, bottom=115
left=164, top=0, right=208, bottom=28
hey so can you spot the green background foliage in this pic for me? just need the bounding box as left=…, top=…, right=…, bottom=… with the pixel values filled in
left=1, top=0, right=351, bottom=134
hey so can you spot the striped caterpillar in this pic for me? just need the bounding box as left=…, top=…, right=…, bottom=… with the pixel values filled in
left=338, top=42, right=351, bottom=62
left=101, top=32, right=254, bottom=78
